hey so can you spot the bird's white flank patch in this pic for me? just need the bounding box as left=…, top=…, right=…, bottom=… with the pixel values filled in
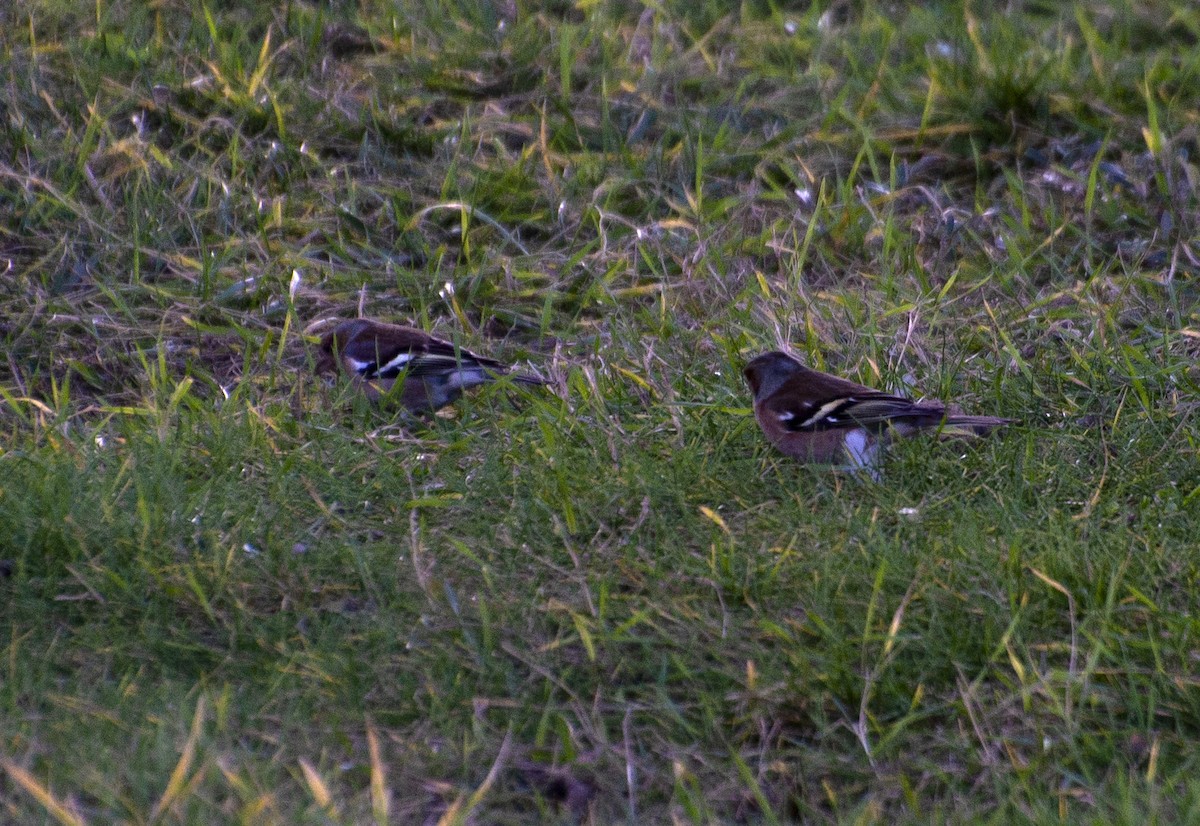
left=843, top=428, right=876, bottom=468
left=444, top=367, right=490, bottom=389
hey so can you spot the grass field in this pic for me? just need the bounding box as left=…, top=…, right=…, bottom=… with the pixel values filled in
left=2, top=0, right=1199, bottom=822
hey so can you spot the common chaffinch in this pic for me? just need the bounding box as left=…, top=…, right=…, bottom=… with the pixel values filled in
left=318, top=318, right=546, bottom=412
left=743, top=350, right=1011, bottom=469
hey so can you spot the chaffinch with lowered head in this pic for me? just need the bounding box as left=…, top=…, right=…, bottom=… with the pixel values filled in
left=743, top=350, right=1011, bottom=470
left=318, top=318, right=547, bottom=412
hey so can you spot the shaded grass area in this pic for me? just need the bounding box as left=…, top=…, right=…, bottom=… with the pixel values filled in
left=2, top=0, right=1200, bottom=822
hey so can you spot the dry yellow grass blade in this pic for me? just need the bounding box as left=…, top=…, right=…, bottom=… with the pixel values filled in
left=367, top=721, right=390, bottom=825
left=0, top=758, right=86, bottom=826
left=149, top=695, right=206, bottom=823
left=298, top=758, right=338, bottom=816
left=436, top=731, right=513, bottom=826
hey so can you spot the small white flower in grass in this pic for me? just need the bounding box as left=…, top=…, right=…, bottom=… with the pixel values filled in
left=795, top=188, right=813, bottom=206
left=95, top=435, right=106, bottom=448
left=898, top=507, right=920, bottom=520
left=784, top=20, right=797, bottom=34
left=289, top=269, right=302, bottom=301
left=243, top=543, right=261, bottom=557
left=439, top=281, right=456, bottom=299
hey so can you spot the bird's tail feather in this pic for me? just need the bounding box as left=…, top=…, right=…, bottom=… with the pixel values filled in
left=939, top=414, right=1013, bottom=438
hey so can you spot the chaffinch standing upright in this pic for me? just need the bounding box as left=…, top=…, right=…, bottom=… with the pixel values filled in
left=318, top=318, right=547, bottom=412
left=743, top=350, right=1011, bottom=470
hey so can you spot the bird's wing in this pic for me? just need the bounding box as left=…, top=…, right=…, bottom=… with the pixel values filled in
left=399, top=339, right=507, bottom=378
left=343, top=335, right=506, bottom=380
left=769, top=391, right=945, bottom=432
